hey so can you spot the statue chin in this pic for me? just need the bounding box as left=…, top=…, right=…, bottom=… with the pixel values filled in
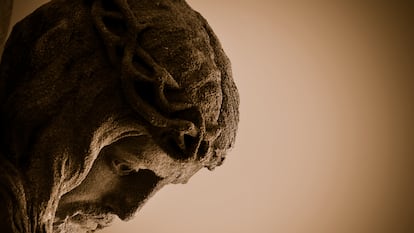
left=53, top=213, right=115, bottom=233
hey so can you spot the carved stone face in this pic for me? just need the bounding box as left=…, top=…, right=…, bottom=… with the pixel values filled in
left=53, top=135, right=186, bottom=233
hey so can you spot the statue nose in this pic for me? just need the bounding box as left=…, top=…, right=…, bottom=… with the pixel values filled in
left=114, top=169, right=163, bottom=221
left=116, top=199, right=140, bottom=221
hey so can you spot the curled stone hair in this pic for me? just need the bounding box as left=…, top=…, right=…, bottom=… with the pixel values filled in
left=0, top=0, right=238, bottom=171
left=90, top=0, right=239, bottom=169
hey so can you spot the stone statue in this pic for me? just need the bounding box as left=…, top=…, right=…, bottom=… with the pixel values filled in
left=0, top=0, right=239, bottom=232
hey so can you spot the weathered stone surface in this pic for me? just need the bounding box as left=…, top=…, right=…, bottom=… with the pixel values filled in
left=0, top=0, right=239, bottom=232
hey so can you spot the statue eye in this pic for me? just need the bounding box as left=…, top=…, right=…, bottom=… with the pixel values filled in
left=112, top=159, right=135, bottom=175
left=119, top=164, right=134, bottom=172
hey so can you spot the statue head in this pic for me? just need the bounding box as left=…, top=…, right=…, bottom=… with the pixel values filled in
left=0, top=0, right=239, bottom=232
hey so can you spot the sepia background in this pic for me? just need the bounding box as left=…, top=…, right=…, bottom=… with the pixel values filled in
left=8, top=1, right=414, bottom=233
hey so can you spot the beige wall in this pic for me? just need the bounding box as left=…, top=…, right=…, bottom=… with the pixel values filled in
left=10, top=1, right=414, bottom=233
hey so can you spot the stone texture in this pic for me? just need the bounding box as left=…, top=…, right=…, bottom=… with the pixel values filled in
left=0, top=0, right=239, bottom=232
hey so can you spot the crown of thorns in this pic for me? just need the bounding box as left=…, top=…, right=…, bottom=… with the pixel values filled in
left=91, top=0, right=239, bottom=170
